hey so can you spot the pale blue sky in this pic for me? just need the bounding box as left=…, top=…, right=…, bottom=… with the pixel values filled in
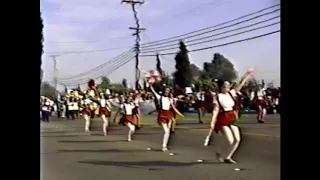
left=41, top=0, right=280, bottom=89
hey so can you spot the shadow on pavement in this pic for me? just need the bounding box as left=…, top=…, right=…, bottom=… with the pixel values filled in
left=78, top=160, right=219, bottom=168
left=58, top=140, right=127, bottom=143
left=41, top=135, right=85, bottom=138
left=58, top=149, right=146, bottom=153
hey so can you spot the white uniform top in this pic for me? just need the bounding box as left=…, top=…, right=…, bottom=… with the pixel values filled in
left=99, top=99, right=111, bottom=108
left=82, top=99, right=92, bottom=106
left=196, top=91, right=205, bottom=101
left=155, top=93, right=173, bottom=110
left=68, top=102, right=79, bottom=111
left=42, top=101, right=51, bottom=111
left=120, top=103, right=136, bottom=115
left=213, top=89, right=237, bottom=111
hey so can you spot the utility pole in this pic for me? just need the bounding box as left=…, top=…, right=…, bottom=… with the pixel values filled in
left=121, top=0, right=146, bottom=90
left=49, top=55, right=59, bottom=96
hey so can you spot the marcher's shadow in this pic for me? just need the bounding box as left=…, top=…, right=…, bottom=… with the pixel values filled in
left=58, top=149, right=145, bottom=153
left=78, top=160, right=218, bottom=168
left=58, top=140, right=127, bottom=143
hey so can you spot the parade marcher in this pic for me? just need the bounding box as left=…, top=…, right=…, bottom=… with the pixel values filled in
left=81, top=94, right=93, bottom=133
left=205, top=68, right=254, bottom=164
left=97, top=93, right=112, bottom=136
left=251, top=85, right=267, bottom=123
left=41, top=97, right=52, bottom=122
left=67, top=97, right=79, bottom=120
left=118, top=96, right=139, bottom=141
left=195, top=90, right=206, bottom=123
left=149, top=83, right=183, bottom=152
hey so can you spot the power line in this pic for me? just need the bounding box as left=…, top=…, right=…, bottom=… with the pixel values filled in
left=59, top=57, right=134, bottom=86
left=140, top=8, right=279, bottom=49
left=140, top=30, right=280, bottom=57
left=140, top=4, right=279, bottom=46
left=58, top=55, right=134, bottom=84
left=145, top=0, right=235, bottom=26
left=58, top=50, right=134, bottom=80
left=141, top=20, right=280, bottom=54
left=43, top=4, right=279, bottom=55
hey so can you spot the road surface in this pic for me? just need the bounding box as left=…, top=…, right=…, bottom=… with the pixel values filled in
left=41, top=114, right=280, bottom=180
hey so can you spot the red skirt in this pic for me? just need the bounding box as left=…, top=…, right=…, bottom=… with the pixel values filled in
left=99, top=107, right=111, bottom=117
left=253, top=100, right=267, bottom=109
left=119, top=115, right=136, bottom=125
left=195, top=100, right=206, bottom=110
left=157, top=110, right=173, bottom=124
left=214, top=111, right=237, bottom=133
left=81, top=108, right=91, bottom=115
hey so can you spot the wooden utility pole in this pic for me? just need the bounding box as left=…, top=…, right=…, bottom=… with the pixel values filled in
left=122, top=0, right=146, bottom=90
left=49, top=55, right=59, bottom=96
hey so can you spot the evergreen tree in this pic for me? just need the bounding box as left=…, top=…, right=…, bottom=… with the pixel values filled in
left=173, top=41, right=193, bottom=88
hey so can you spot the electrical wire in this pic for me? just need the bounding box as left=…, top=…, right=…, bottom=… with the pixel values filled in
left=141, top=15, right=279, bottom=52
left=140, top=4, right=279, bottom=46
left=140, top=8, right=279, bottom=49
left=43, top=4, right=279, bottom=55
left=141, top=20, right=280, bottom=54
left=58, top=53, right=134, bottom=84
left=140, top=30, right=280, bottom=57
left=58, top=50, right=134, bottom=80
left=59, top=56, right=134, bottom=86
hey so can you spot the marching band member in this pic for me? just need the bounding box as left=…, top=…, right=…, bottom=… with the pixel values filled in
left=132, top=93, right=142, bottom=130
left=149, top=83, right=180, bottom=152
left=207, top=68, right=254, bottom=164
left=66, top=97, right=78, bottom=120
left=251, top=85, right=267, bottom=123
left=118, top=96, right=138, bottom=141
left=97, top=93, right=112, bottom=136
left=41, top=97, right=51, bottom=122
left=81, top=94, right=93, bottom=133
left=195, top=90, right=206, bottom=123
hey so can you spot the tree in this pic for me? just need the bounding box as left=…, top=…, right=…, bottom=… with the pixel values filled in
left=156, top=53, right=164, bottom=77
left=173, top=41, right=193, bottom=88
left=97, top=76, right=111, bottom=92
left=122, top=78, right=128, bottom=88
left=203, top=53, right=238, bottom=82
left=161, top=73, right=174, bottom=87
left=40, top=11, right=44, bottom=88
left=190, top=64, right=202, bottom=81
left=41, top=82, right=58, bottom=99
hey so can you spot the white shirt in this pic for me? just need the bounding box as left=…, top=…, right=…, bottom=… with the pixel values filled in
left=196, top=92, right=205, bottom=101
left=155, top=93, right=173, bottom=110
left=213, top=89, right=237, bottom=111
left=120, top=103, right=136, bottom=115
left=100, top=99, right=111, bottom=108
left=68, top=102, right=79, bottom=110
left=82, top=99, right=92, bottom=106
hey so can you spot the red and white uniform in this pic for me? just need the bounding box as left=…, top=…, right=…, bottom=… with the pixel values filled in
left=195, top=91, right=206, bottom=110
left=81, top=99, right=92, bottom=115
left=99, top=99, right=111, bottom=117
left=155, top=94, right=174, bottom=124
left=251, top=90, right=267, bottom=109
left=119, top=103, right=137, bottom=125
left=213, top=89, right=238, bottom=133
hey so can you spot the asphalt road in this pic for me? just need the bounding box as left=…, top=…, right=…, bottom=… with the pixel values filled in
left=41, top=114, right=280, bottom=180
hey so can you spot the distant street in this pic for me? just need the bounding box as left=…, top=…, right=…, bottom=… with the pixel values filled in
left=41, top=114, right=280, bottom=180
